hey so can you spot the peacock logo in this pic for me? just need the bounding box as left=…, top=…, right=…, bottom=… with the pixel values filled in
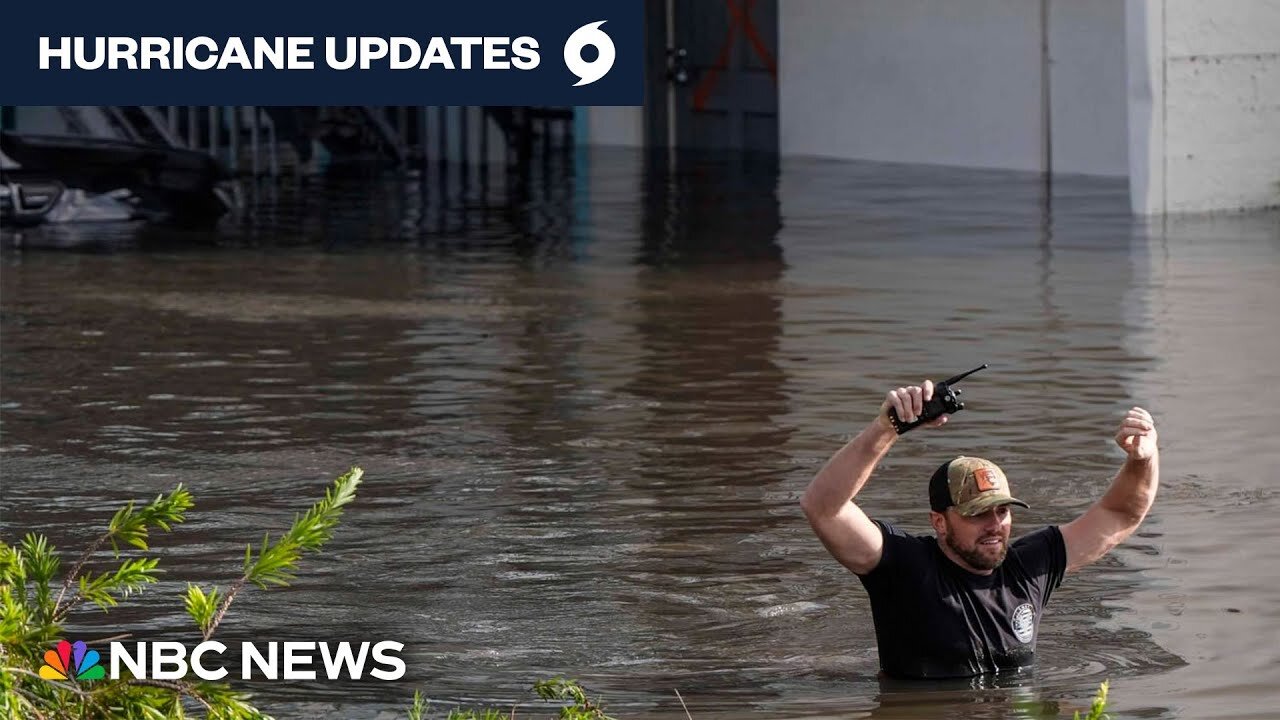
left=39, top=639, right=105, bottom=681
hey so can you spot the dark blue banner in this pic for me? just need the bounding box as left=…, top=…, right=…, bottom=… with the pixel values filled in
left=0, top=0, right=643, bottom=105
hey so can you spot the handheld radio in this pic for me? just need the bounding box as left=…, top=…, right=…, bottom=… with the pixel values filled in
left=886, top=364, right=989, bottom=434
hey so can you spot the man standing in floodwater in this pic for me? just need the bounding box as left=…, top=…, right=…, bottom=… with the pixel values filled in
left=800, top=379, right=1160, bottom=679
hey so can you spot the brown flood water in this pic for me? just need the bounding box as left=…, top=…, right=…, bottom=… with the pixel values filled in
left=2, top=148, right=1278, bottom=719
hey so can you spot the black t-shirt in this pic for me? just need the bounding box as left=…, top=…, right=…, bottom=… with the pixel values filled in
left=856, top=520, right=1067, bottom=679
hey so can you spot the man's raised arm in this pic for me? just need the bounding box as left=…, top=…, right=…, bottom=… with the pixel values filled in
left=1061, top=407, right=1161, bottom=572
left=801, top=381, right=948, bottom=574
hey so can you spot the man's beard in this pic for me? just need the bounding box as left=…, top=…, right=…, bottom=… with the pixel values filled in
left=944, top=531, right=1008, bottom=571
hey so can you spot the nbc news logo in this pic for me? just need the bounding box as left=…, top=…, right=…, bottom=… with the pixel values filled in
left=38, top=638, right=405, bottom=681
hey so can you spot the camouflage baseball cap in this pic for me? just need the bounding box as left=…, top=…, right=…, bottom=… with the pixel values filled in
left=928, top=456, right=1030, bottom=517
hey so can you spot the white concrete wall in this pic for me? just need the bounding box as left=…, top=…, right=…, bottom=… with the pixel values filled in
left=778, top=0, right=1128, bottom=177
left=1050, top=0, right=1130, bottom=176
left=580, top=2, right=1132, bottom=176
left=1128, top=0, right=1280, bottom=214
left=779, top=0, right=1044, bottom=172
left=581, top=0, right=1132, bottom=177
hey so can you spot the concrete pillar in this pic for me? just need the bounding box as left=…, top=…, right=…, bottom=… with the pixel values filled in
left=1127, top=0, right=1280, bottom=214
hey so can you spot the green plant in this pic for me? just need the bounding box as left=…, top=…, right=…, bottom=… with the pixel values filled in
left=408, top=690, right=428, bottom=720
left=443, top=709, right=510, bottom=720
left=534, top=677, right=617, bottom=720
left=404, top=678, right=617, bottom=720
left=1074, top=680, right=1110, bottom=720
left=185, top=468, right=362, bottom=640
left=0, top=467, right=363, bottom=719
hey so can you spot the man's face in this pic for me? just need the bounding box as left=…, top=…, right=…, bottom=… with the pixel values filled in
left=940, top=505, right=1013, bottom=571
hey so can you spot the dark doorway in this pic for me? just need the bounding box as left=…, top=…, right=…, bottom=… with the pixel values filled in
left=645, top=0, right=779, bottom=152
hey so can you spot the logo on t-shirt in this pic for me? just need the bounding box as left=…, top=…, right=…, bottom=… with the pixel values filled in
left=1012, top=602, right=1035, bottom=644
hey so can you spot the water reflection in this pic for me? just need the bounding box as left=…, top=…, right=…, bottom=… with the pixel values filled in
left=615, top=152, right=794, bottom=713
left=3, top=148, right=1278, bottom=719
left=869, top=676, right=1061, bottom=720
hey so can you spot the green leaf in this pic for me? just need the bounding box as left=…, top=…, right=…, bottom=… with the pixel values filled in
left=107, top=485, right=193, bottom=555
left=243, top=468, right=363, bottom=590
left=77, top=557, right=161, bottom=612
left=184, top=584, right=221, bottom=635
left=20, top=534, right=60, bottom=620
left=1074, top=680, right=1111, bottom=720
left=0, top=584, right=33, bottom=647
left=0, top=541, right=22, bottom=586
left=408, top=690, right=427, bottom=720
left=445, top=709, right=510, bottom=720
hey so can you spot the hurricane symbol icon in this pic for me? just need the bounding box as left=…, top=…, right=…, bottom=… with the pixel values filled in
left=564, top=21, right=615, bottom=87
